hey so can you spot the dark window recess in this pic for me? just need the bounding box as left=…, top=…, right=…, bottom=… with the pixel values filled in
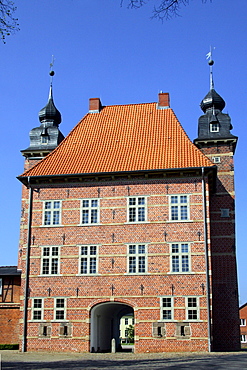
left=43, top=326, right=47, bottom=336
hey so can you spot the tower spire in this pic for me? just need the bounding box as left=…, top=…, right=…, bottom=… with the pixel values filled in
left=206, top=46, right=215, bottom=90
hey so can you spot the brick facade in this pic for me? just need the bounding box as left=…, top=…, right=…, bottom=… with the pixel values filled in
left=0, top=268, right=21, bottom=345
left=240, top=303, right=247, bottom=347
left=17, top=90, right=240, bottom=353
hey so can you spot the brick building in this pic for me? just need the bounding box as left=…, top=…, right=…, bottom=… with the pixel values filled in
left=0, top=266, right=21, bottom=345
left=240, top=303, right=247, bottom=347
left=17, top=64, right=240, bottom=353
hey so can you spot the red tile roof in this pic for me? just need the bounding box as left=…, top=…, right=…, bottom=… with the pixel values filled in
left=20, top=102, right=213, bottom=178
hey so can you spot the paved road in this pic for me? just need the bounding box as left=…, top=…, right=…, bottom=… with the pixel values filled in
left=1, top=350, right=247, bottom=369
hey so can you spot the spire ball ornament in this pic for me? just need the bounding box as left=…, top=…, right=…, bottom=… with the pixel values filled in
left=49, top=70, right=55, bottom=77
left=208, top=59, right=214, bottom=66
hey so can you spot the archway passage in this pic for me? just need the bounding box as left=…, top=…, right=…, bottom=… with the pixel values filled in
left=90, top=302, right=134, bottom=353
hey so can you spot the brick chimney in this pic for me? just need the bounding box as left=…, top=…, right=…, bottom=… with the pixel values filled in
left=89, top=98, right=102, bottom=113
left=158, top=92, right=170, bottom=109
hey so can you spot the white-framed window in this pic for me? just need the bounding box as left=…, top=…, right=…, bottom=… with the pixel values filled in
left=160, top=296, right=174, bottom=320
left=41, top=135, right=49, bottom=144
left=81, top=199, right=99, bottom=225
left=0, top=278, right=2, bottom=295
left=169, top=195, right=189, bottom=221
left=32, top=298, right=44, bottom=320
left=128, top=197, right=147, bottom=222
left=170, top=243, right=190, bottom=273
left=210, top=122, right=219, bottom=132
left=43, top=200, right=61, bottom=226
left=240, top=319, right=246, bottom=326
left=54, top=298, right=66, bottom=320
left=128, top=244, right=147, bottom=274
left=125, top=318, right=128, bottom=325
left=41, top=246, right=59, bottom=275
left=79, top=245, right=98, bottom=274
left=186, top=297, right=199, bottom=321
left=212, top=156, right=221, bottom=164
left=241, top=334, right=247, bottom=343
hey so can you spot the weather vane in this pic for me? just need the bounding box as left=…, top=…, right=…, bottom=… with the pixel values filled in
left=206, top=46, right=215, bottom=90
left=49, top=55, right=55, bottom=84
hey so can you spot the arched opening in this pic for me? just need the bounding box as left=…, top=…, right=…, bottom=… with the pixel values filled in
left=90, top=301, right=134, bottom=353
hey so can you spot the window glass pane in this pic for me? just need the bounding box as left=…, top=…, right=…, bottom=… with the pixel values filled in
left=33, top=311, right=42, bottom=320
left=81, top=246, right=88, bottom=255
left=34, top=299, right=42, bottom=308
left=42, top=259, right=49, bottom=274
left=138, top=256, right=145, bottom=273
left=172, top=244, right=179, bottom=253
left=188, top=310, right=197, bottom=320
left=171, top=206, right=178, bottom=220
left=181, top=244, right=188, bottom=253
left=54, top=201, right=60, bottom=209
left=129, top=256, right=136, bottom=273
left=82, top=210, right=89, bottom=224
left=163, top=310, right=172, bottom=320
left=129, top=208, right=136, bottom=222
left=91, top=209, right=98, bottom=223
left=181, top=206, right=188, bottom=220
left=163, top=298, right=171, bottom=307
left=43, top=247, right=50, bottom=256
left=56, top=299, right=64, bottom=308
left=53, top=211, right=60, bottom=224
left=138, top=197, right=145, bottom=205
left=91, top=199, right=98, bottom=207
left=90, top=257, right=96, bottom=274
left=129, top=245, right=136, bottom=254
left=51, top=259, right=58, bottom=274
left=56, top=310, right=64, bottom=320
left=171, top=196, right=178, bottom=204
left=188, top=298, right=197, bottom=307
left=182, top=256, right=189, bottom=272
left=138, top=245, right=145, bottom=254
left=138, top=207, right=145, bottom=221
left=45, top=202, right=51, bottom=209
left=172, top=256, right=179, bottom=272
left=44, top=211, right=51, bottom=225
left=129, top=198, right=136, bottom=206
left=90, top=246, right=97, bottom=255
left=82, top=200, right=89, bottom=208
left=180, top=196, right=187, bottom=204
left=52, top=247, right=59, bottom=256
left=81, top=258, right=87, bottom=274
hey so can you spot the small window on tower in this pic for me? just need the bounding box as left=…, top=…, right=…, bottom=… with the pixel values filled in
left=212, top=157, right=221, bottom=164
left=41, top=136, right=49, bottom=144
left=210, top=123, right=219, bottom=132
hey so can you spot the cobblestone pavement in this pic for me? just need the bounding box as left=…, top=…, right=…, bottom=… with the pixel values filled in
left=1, top=350, right=247, bottom=370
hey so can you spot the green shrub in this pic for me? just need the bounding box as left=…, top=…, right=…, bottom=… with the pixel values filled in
left=0, top=344, right=19, bottom=350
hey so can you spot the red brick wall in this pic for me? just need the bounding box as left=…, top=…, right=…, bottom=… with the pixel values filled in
left=199, top=143, right=240, bottom=351
left=18, top=176, right=213, bottom=352
left=0, top=275, right=21, bottom=344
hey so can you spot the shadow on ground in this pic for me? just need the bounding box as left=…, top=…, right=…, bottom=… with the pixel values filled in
left=2, top=353, right=247, bottom=370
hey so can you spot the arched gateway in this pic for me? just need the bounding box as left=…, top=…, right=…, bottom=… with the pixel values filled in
left=90, top=302, right=134, bottom=352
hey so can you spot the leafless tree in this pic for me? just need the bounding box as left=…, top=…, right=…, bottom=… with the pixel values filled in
left=121, top=0, right=212, bottom=20
left=0, top=0, right=19, bottom=43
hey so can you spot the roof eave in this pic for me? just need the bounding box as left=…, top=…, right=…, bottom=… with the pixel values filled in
left=17, top=165, right=216, bottom=187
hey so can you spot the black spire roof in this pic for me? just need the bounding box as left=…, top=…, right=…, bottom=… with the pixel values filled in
left=194, top=56, right=237, bottom=150
left=200, top=88, right=225, bottom=113
left=21, top=72, right=64, bottom=159
left=39, top=85, right=62, bottom=126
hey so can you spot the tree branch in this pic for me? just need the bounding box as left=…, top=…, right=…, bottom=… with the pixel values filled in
left=0, top=0, right=19, bottom=43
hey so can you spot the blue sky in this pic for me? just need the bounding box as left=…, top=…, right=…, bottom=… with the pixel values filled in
left=1, top=0, right=246, bottom=304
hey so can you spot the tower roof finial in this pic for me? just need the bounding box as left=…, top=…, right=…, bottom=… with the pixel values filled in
left=206, top=46, right=215, bottom=90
